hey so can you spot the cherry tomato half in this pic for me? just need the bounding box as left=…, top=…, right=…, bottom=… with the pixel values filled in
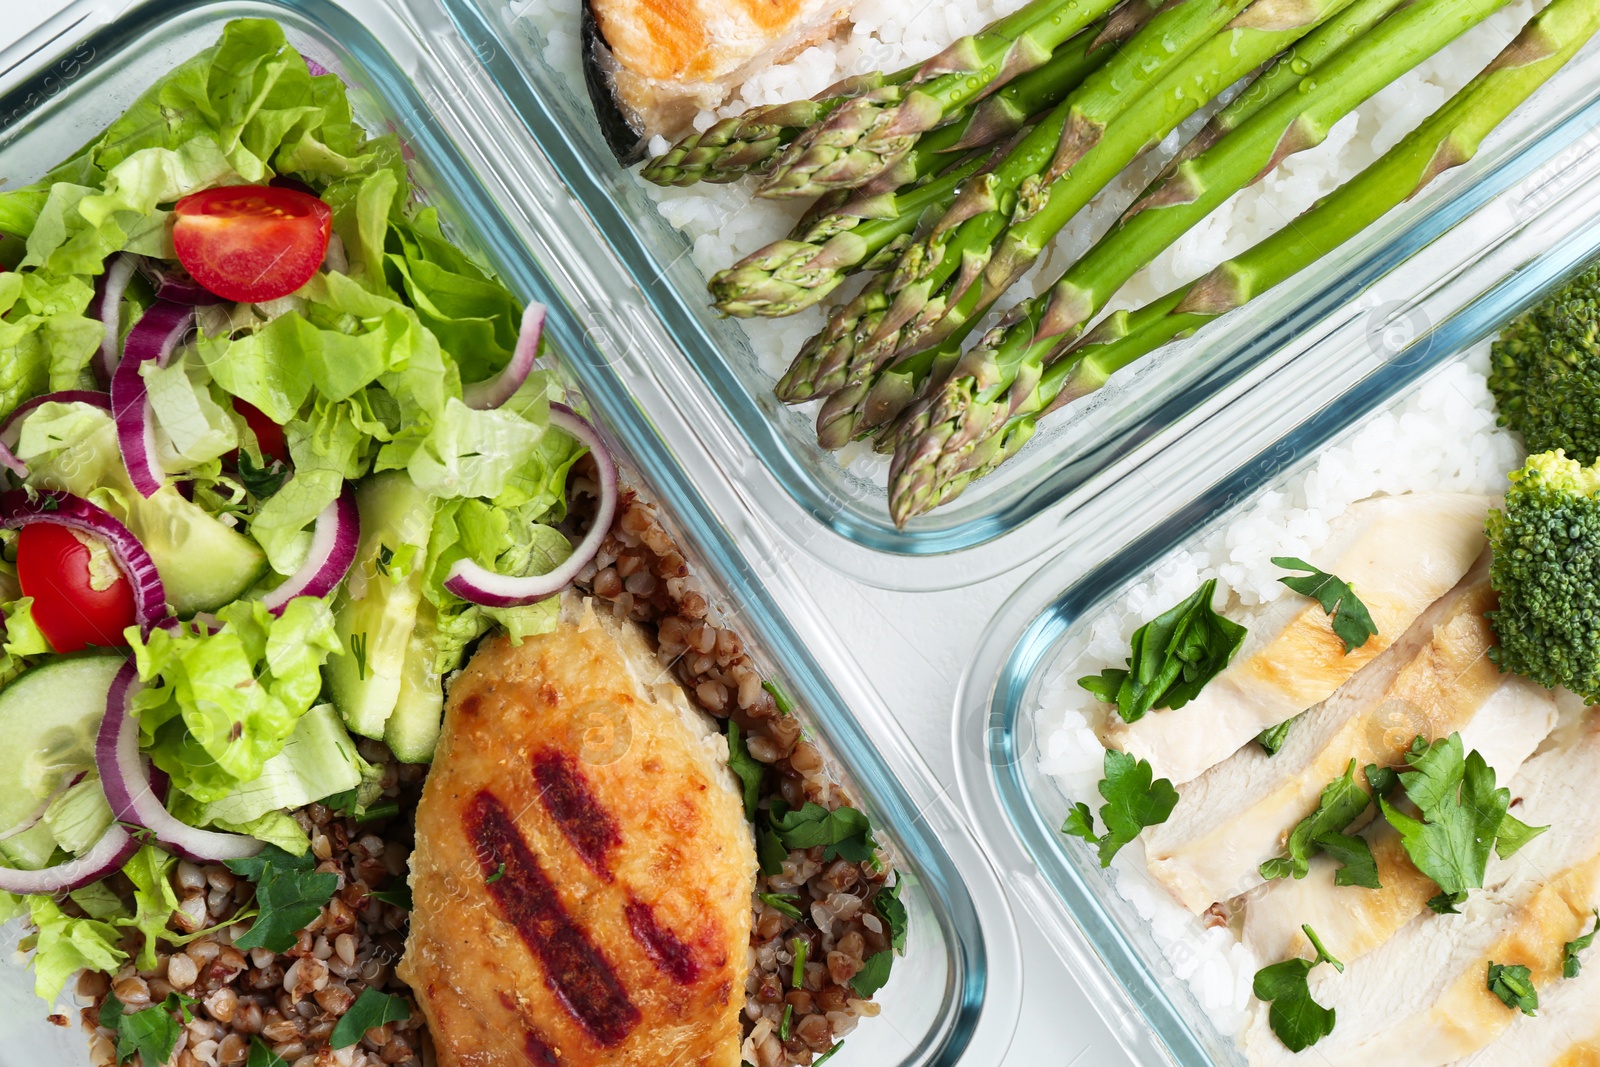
left=173, top=185, right=332, bottom=304
left=233, top=397, right=290, bottom=467
left=16, top=524, right=137, bottom=652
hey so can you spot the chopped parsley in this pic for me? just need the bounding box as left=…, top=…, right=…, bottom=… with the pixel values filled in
left=1078, top=579, right=1246, bottom=724
left=330, top=988, right=411, bottom=1049
left=1063, top=749, right=1179, bottom=867
left=248, top=1037, right=289, bottom=1067
left=485, top=862, right=506, bottom=884
left=369, top=883, right=412, bottom=910
left=1260, top=760, right=1383, bottom=886
left=1257, top=716, right=1296, bottom=756
left=227, top=844, right=339, bottom=954
left=1253, top=925, right=1343, bottom=1052
left=850, top=950, right=894, bottom=998
left=757, top=824, right=789, bottom=876
left=1273, top=557, right=1379, bottom=654
left=1564, top=911, right=1600, bottom=978
left=100, top=991, right=195, bottom=1067
left=767, top=801, right=878, bottom=864
left=876, top=880, right=909, bottom=953
left=1486, top=962, right=1539, bottom=1016
left=726, top=721, right=765, bottom=820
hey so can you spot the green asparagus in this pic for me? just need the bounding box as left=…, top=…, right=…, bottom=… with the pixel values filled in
left=836, top=0, right=1356, bottom=452
left=894, top=0, right=1512, bottom=479
left=886, top=0, right=1600, bottom=524
left=711, top=25, right=1128, bottom=318
left=757, top=0, right=1123, bottom=200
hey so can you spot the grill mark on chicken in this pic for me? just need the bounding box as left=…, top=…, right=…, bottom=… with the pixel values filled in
left=532, top=748, right=622, bottom=881
left=497, top=993, right=561, bottom=1065
left=625, top=897, right=702, bottom=985
left=465, top=790, right=640, bottom=1046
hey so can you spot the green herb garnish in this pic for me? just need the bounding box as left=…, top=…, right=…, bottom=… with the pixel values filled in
left=1257, top=717, right=1296, bottom=756
left=1487, top=962, right=1539, bottom=1016
left=762, top=680, right=795, bottom=715
left=1078, top=579, right=1246, bottom=724
left=1254, top=925, right=1343, bottom=1052
left=1564, top=911, right=1600, bottom=978
left=1274, top=557, right=1379, bottom=654
left=759, top=893, right=804, bottom=921
left=485, top=862, right=506, bottom=884
left=768, top=801, right=877, bottom=864
left=850, top=949, right=895, bottom=998
left=1260, top=760, right=1383, bottom=886
left=726, top=721, right=765, bottom=820
left=248, top=1036, right=289, bottom=1067
left=100, top=991, right=196, bottom=1067
left=1062, top=749, right=1179, bottom=867
left=227, top=844, right=339, bottom=953
left=237, top=453, right=290, bottom=501
left=330, top=989, right=410, bottom=1049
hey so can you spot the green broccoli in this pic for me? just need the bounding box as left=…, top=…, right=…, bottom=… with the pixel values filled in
left=1487, top=450, right=1600, bottom=700
left=1488, top=264, right=1600, bottom=462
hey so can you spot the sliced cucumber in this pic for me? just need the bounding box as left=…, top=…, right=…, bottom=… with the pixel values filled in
left=30, top=420, right=268, bottom=615
left=0, top=656, right=123, bottom=866
left=325, top=472, right=435, bottom=740
left=384, top=599, right=444, bottom=763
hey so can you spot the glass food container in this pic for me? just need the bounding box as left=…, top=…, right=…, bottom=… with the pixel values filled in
left=0, top=3, right=1022, bottom=1065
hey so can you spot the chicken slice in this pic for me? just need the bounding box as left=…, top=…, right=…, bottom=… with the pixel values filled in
left=1239, top=674, right=1559, bottom=965
left=1146, top=562, right=1498, bottom=913
left=399, top=595, right=756, bottom=1067
left=1455, top=914, right=1600, bottom=1067
left=1102, top=493, right=1489, bottom=785
left=1243, top=720, right=1600, bottom=1067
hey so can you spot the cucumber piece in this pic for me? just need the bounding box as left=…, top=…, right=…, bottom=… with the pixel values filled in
left=384, top=599, right=444, bottom=763
left=325, top=473, right=435, bottom=740
left=0, top=656, right=123, bottom=866
left=30, top=419, right=268, bottom=615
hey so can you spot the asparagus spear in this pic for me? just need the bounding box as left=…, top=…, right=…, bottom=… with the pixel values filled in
left=897, top=0, right=1511, bottom=468
left=782, top=0, right=1258, bottom=419
left=757, top=0, right=1123, bottom=200
left=887, top=0, right=1600, bottom=524
left=711, top=27, right=1125, bottom=318
left=831, top=0, right=1354, bottom=448
left=1166, top=0, right=1409, bottom=172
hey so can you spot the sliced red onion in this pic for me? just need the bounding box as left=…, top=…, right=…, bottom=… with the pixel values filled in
left=0, top=390, right=113, bottom=451
left=0, top=489, right=168, bottom=632
left=110, top=300, right=194, bottom=498
left=0, top=440, right=25, bottom=480
left=134, top=259, right=224, bottom=306
left=0, top=772, right=86, bottom=842
left=0, top=823, right=136, bottom=894
left=463, top=302, right=546, bottom=410
left=303, top=57, right=330, bottom=77
left=96, top=661, right=262, bottom=864
left=260, top=483, right=360, bottom=614
left=444, top=405, right=617, bottom=607
left=93, top=254, right=137, bottom=383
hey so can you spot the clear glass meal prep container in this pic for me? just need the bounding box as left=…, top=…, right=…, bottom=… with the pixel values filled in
left=0, top=3, right=1024, bottom=1065
left=422, top=0, right=1600, bottom=591
left=951, top=128, right=1600, bottom=1067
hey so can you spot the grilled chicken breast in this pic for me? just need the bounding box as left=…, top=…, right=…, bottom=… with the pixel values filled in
left=1146, top=561, right=1498, bottom=913
left=1243, top=720, right=1600, bottom=1067
left=399, top=595, right=757, bottom=1067
left=1239, top=674, right=1559, bottom=965
left=1101, top=493, right=1489, bottom=786
left=1457, top=916, right=1600, bottom=1067
left=584, top=0, right=854, bottom=160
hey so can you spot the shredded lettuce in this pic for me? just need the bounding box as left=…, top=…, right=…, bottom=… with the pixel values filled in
left=26, top=896, right=127, bottom=1005
left=41, top=775, right=115, bottom=856
left=129, top=597, right=342, bottom=802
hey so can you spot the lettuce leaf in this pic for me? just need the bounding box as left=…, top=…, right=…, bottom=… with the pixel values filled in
left=0, top=271, right=101, bottom=419
left=129, top=597, right=342, bottom=802
left=120, top=846, right=181, bottom=971
left=147, top=357, right=240, bottom=466
left=248, top=467, right=345, bottom=576
left=26, top=896, right=127, bottom=1005
left=182, top=703, right=367, bottom=830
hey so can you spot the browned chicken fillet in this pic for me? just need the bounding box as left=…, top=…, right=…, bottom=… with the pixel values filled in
left=398, top=594, right=757, bottom=1067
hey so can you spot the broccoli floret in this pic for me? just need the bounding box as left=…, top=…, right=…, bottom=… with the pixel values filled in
left=1489, top=264, right=1600, bottom=462
left=1487, top=450, right=1600, bottom=700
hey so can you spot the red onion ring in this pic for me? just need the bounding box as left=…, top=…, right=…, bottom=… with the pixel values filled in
left=0, top=823, right=136, bottom=895
left=96, top=661, right=263, bottom=864
left=443, top=405, right=617, bottom=608
left=0, top=441, right=26, bottom=480
left=134, top=258, right=224, bottom=306
left=93, top=254, right=137, bottom=383
left=260, top=482, right=360, bottom=614
left=110, top=300, right=194, bottom=498
left=0, top=489, right=168, bottom=633
left=0, top=772, right=86, bottom=842
left=0, top=391, right=113, bottom=452
left=462, top=302, right=546, bottom=410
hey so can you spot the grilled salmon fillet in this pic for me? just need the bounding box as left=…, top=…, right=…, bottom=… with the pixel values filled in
left=583, top=0, right=854, bottom=159
left=398, top=594, right=756, bottom=1067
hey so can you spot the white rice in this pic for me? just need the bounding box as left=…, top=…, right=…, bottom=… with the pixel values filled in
left=1032, top=342, right=1524, bottom=1038
left=611, top=0, right=1538, bottom=478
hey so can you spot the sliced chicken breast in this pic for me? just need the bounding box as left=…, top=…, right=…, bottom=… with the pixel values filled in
left=1102, top=493, right=1489, bottom=785
left=1455, top=917, right=1600, bottom=1067
left=1243, top=720, right=1600, bottom=1067
left=1239, top=674, right=1559, bottom=964
left=1146, top=563, right=1498, bottom=913
left=399, top=595, right=756, bottom=1067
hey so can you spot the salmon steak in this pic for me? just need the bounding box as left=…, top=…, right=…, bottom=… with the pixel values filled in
left=398, top=594, right=757, bottom=1067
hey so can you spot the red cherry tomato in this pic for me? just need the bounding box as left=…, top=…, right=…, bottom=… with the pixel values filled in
left=172, top=185, right=332, bottom=304
left=16, top=524, right=137, bottom=652
left=233, top=398, right=290, bottom=466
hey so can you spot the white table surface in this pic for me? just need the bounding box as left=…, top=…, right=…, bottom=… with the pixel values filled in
left=0, top=3, right=1136, bottom=1064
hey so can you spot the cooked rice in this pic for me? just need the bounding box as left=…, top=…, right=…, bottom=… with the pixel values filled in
left=1033, top=343, right=1524, bottom=1037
